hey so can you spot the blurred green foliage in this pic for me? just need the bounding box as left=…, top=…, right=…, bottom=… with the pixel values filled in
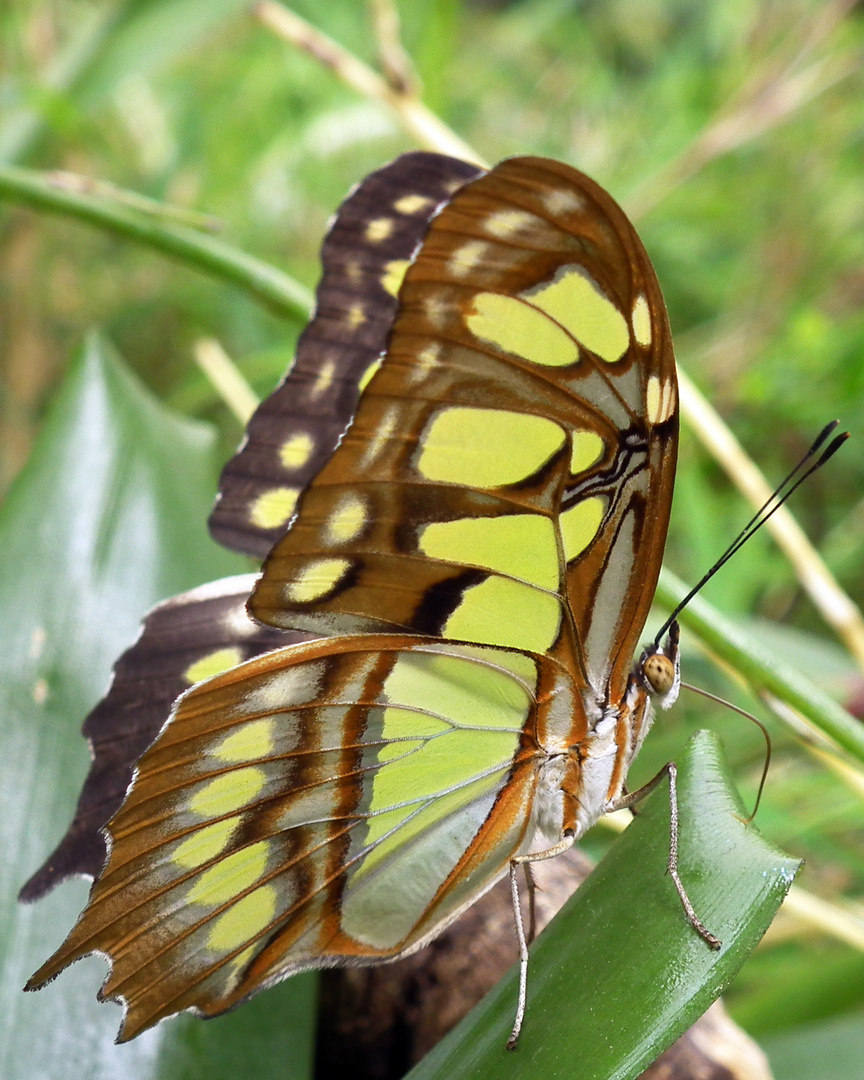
left=2, top=0, right=864, bottom=1076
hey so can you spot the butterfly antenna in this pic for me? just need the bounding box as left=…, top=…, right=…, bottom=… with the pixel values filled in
left=654, top=420, right=848, bottom=647
left=680, top=682, right=771, bottom=821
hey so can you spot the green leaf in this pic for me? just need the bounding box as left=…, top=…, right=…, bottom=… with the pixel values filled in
left=406, top=731, right=799, bottom=1080
left=0, top=336, right=316, bottom=1080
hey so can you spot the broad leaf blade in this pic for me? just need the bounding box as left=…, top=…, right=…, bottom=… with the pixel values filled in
left=0, top=336, right=315, bottom=1079
left=408, top=731, right=799, bottom=1080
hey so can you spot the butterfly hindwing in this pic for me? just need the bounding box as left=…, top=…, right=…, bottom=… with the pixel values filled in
left=27, top=635, right=569, bottom=1040
left=209, top=152, right=483, bottom=558
left=19, top=575, right=303, bottom=901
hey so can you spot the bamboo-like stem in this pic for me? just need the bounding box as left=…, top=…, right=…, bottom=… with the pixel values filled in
left=800, top=738, right=864, bottom=801
left=192, top=339, right=260, bottom=424
left=676, top=369, right=864, bottom=672
left=251, top=2, right=487, bottom=167
left=0, top=163, right=313, bottom=320
left=782, top=885, right=864, bottom=953
left=760, top=694, right=864, bottom=806
left=43, top=170, right=223, bottom=231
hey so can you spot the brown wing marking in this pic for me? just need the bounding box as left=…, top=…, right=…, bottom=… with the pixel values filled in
left=209, top=153, right=483, bottom=558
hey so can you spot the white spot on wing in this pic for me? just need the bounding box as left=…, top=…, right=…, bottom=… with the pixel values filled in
left=583, top=510, right=637, bottom=692
left=366, top=218, right=393, bottom=242
left=448, top=240, right=491, bottom=279
left=409, top=343, right=441, bottom=385
left=360, top=406, right=398, bottom=467
left=483, top=209, right=538, bottom=238
left=394, top=194, right=432, bottom=215
left=542, top=189, right=583, bottom=215
left=243, top=661, right=326, bottom=713
left=222, top=602, right=260, bottom=639
left=631, top=294, right=652, bottom=347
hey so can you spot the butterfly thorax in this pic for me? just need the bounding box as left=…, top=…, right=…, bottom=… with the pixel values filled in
left=535, top=631, right=678, bottom=851
left=523, top=653, right=654, bottom=852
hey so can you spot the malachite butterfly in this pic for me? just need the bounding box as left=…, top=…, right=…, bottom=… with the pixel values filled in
left=23, top=152, right=681, bottom=1043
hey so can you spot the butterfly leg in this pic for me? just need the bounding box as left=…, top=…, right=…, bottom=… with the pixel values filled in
left=507, top=860, right=528, bottom=1051
left=608, top=762, right=721, bottom=950
left=506, top=834, right=577, bottom=1050
left=523, top=862, right=537, bottom=945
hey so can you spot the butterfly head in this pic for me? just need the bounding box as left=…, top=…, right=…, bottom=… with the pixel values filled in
left=638, top=620, right=680, bottom=710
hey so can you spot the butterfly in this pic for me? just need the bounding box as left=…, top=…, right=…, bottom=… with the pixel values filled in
left=24, top=151, right=682, bottom=1044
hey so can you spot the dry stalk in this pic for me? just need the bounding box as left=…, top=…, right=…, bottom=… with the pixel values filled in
left=367, top=0, right=418, bottom=96
left=626, top=0, right=860, bottom=219
left=193, top=338, right=259, bottom=424
left=251, top=2, right=484, bottom=165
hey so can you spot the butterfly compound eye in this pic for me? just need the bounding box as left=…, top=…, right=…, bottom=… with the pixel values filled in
left=643, top=652, right=676, bottom=696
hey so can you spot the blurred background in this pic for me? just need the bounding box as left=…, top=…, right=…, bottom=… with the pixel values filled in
left=1, top=1, right=863, bottom=1076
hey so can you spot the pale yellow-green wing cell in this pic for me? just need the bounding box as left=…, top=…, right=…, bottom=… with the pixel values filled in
left=418, top=513, right=558, bottom=590
left=415, top=407, right=566, bottom=487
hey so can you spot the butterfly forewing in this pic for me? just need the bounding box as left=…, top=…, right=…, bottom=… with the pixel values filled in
left=209, top=152, right=483, bottom=557
left=27, top=635, right=573, bottom=1040
left=249, top=157, right=677, bottom=694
